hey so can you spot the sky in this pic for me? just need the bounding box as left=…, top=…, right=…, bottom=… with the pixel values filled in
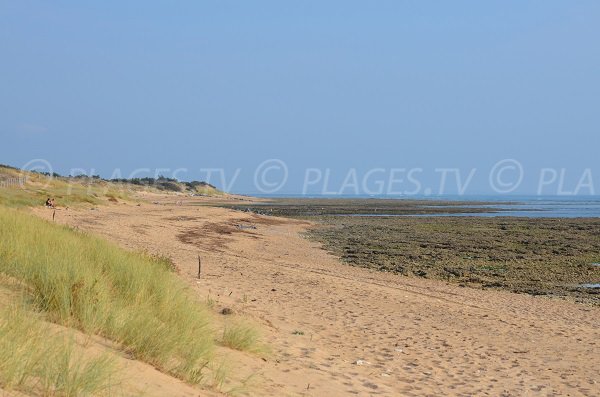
left=1, top=1, right=599, bottom=195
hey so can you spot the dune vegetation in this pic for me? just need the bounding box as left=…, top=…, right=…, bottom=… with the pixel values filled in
left=0, top=206, right=218, bottom=392
left=0, top=305, right=116, bottom=396
left=0, top=166, right=130, bottom=208
left=221, top=320, right=264, bottom=354
left=0, top=165, right=221, bottom=208
left=0, top=165, right=261, bottom=395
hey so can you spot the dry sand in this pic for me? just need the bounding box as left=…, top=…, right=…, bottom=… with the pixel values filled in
left=33, top=195, right=599, bottom=396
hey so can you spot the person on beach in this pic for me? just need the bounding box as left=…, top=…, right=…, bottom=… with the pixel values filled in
left=45, top=197, right=55, bottom=208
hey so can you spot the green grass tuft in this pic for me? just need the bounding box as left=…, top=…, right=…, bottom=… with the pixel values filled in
left=221, top=321, right=263, bottom=353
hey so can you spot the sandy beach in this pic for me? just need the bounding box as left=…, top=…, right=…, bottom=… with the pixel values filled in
left=5, top=2, right=599, bottom=395
left=33, top=195, right=599, bottom=396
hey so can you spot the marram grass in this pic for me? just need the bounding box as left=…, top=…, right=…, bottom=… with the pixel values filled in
left=0, top=206, right=215, bottom=384
left=221, top=320, right=264, bottom=354
left=0, top=305, right=116, bottom=396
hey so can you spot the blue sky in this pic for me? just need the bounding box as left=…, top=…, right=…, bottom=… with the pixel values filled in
left=1, top=1, right=599, bottom=195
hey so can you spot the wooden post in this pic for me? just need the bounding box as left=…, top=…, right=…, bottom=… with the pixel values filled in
left=52, top=210, right=56, bottom=222
left=197, top=254, right=202, bottom=279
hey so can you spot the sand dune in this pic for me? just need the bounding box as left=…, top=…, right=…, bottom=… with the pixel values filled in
left=34, top=196, right=599, bottom=396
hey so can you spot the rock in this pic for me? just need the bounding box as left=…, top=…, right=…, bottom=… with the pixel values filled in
left=236, top=224, right=257, bottom=230
left=444, top=267, right=462, bottom=277
left=220, top=307, right=233, bottom=315
left=363, top=382, right=378, bottom=389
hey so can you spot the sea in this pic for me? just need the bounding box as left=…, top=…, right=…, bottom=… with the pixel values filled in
left=255, top=195, right=600, bottom=218
left=413, top=195, right=600, bottom=218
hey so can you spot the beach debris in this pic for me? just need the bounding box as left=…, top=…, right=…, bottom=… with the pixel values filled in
left=579, top=283, right=600, bottom=289
left=363, top=382, right=378, bottom=389
left=354, top=359, right=371, bottom=366
left=394, top=347, right=403, bottom=353
left=220, top=307, right=233, bottom=315
left=236, top=224, right=257, bottom=230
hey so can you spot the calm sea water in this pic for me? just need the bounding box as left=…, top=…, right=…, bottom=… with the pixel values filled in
left=257, top=195, right=600, bottom=218
left=419, top=196, right=600, bottom=218
left=413, top=197, right=600, bottom=218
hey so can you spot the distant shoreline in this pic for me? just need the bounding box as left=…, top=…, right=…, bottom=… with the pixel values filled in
left=219, top=196, right=600, bottom=218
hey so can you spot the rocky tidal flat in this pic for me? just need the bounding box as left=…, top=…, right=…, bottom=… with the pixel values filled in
left=226, top=199, right=600, bottom=304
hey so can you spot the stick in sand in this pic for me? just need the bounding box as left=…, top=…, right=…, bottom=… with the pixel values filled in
left=52, top=210, right=56, bottom=222
left=197, top=254, right=202, bottom=279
